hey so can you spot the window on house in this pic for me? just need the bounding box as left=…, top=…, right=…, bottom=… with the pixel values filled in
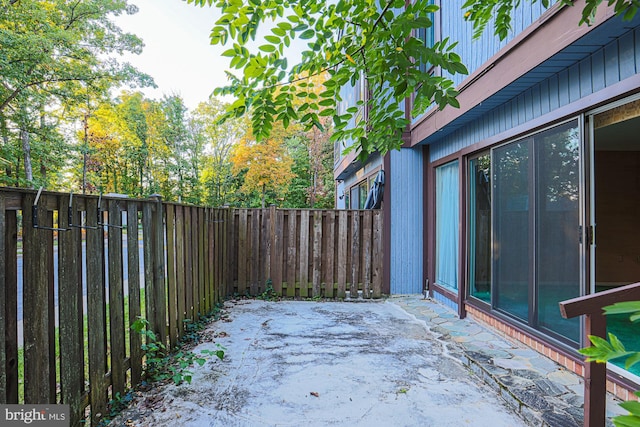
left=469, top=153, right=491, bottom=303
left=358, top=180, right=368, bottom=209
left=435, top=160, right=459, bottom=291
left=415, top=0, right=436, bottom=75
left=350, top=186, right=359, bottom=209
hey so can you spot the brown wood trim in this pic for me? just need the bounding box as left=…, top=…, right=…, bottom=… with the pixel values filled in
left=458, top=155, right=467, bottom=319
left=410, top=0, right=618, bottom=146
left=422, top=145, right=430, bottom=295
left=430, top=151, right=459, bottom=168
left=382, top=153, right=392, bottom=295
left=560, top=282, right=640, bottom=318
left=426, top=149, right=436, bottom=298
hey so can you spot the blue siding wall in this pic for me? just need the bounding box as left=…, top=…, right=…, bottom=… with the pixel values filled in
left=440, top=0, right=548, bottom=86
left=411, top=0, right=548, bottom=125
left=429, top=25, right=640, bottom=162
left=433, top=291, right=459, bottom=313
left=389, top=148, right=424, bottom=294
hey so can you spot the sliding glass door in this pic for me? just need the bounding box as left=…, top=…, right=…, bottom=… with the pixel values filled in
left=469, top=120, right=582, bottom=344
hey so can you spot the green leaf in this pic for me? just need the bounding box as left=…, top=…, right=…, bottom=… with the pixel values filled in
left=299, top=29, right=315, bottom=39
left=265, top=35, right=280, bottom=44
left=259, top=44, right=276, bottom=52
left=318, top=99, right=335, bottom=107
left=603, top=301, right=640, bottom=315
left=612, top=414, right=640, bottom=427
left=625, top=352, right=640, bottom=369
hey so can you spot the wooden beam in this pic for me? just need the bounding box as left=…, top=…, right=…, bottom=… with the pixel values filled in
left=559, top=282, right=640, bottom=427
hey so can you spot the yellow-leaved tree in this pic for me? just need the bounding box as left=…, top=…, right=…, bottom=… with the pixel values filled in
left=230, top=133, right=296, bottom=208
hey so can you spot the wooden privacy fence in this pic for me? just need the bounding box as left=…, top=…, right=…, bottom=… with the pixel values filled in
left=0, top=187, right=227, bottom=426
left=226, top=207, right=384, bottom=299
left=0, top=187, right=384, bottom=426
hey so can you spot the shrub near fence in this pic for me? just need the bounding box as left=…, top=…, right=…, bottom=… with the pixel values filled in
left=0, top=187, right=384, bottom=427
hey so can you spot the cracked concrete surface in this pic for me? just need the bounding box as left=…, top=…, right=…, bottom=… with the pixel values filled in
left=110, top=300, right=526, bottom=427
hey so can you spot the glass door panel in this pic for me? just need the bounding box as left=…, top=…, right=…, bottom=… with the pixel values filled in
left=535, top=121, right=581, bottom=343
left=493, top=141, right=530, bottom=321
left=469, top=154, right=492, bottom=303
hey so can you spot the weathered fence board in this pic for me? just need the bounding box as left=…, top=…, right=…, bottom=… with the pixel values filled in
left=226, top=209, right=383, bottom=299
left=22, top=193, right=54, bottom=403
left=0, top=187, right=383, bottom=427
left=86, top=197, right=108, bottom=425
left=286, top=211, right=297, bottom=297
left=350, top=212, right=360, bottom=298
left=337, top=210, right=348, bottom=298
left=190, top=207, right=199, bottom=319
left=58, top=195, right=85, bottom=425
left=127, top=204, right=143, bottom=385
left=4, top=208, right=18, bottom=404
left=151, top=197, right=167, bottom=341
left=0, top=195, right=6, bottom=404
left=108, top=200, right=126, bottom=398
left=175, top=205, right=186, bottom=338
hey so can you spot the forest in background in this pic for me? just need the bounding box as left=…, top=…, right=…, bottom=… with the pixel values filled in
left=0, top=0, right=335, bottom=209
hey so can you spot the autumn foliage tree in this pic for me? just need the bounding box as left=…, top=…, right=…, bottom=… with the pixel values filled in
left=231, top=134, right=295, bottom=208
left=0, top=0, right=153, bottom=188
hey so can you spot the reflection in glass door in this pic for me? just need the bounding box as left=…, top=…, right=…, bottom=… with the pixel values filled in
left=489, top=120, right=581, bottom=344
left=469, top=153, right=492, bottom=303
left=493, top=140, right=531, bottom=322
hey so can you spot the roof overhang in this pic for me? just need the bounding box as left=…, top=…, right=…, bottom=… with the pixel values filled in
left=411, top=2, right=640, bottom=147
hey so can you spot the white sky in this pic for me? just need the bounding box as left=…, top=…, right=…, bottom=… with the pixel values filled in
left=114, top=0, right=230, bottom=110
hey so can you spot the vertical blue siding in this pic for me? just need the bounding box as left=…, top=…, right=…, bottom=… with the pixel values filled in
left=619, top=33, right=636, bottom=80
left=440, top=0, right=548, bottom=86
left=389, top=148, right=424, bottom=294
left=433, top=291, right=459, bottom=313
left=428, top=26, right=640, bottom=162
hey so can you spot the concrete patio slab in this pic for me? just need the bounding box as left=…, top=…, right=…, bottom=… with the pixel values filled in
left=111, top=299, right=527, bottom=427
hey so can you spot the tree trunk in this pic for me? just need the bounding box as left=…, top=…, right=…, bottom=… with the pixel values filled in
left=261, top=183, right=266, bottom=208
left=21, top=128, right=33, bottom=187
left=1, top=116, right=11, bottom=178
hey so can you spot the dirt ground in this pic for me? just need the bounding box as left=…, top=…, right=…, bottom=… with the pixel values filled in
left=109, top=299, right=526, bottom=427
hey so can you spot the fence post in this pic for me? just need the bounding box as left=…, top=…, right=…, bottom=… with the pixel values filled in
left=58, top=194, right=84, bottom=425
left=560, top=282, right=640, bottom=427
left=149, top=194, right=167, bottom=346
left=0, top=194, right=5, bottom=403
left=22, top=192, right=54, bottom=403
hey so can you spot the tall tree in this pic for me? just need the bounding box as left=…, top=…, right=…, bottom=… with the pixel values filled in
left=0, top=0, right=153, bottom=187
left=191, top=97, right=245, bottom=207
left=191, top=0, right=639, bottom=161
left=231, top=133, right=295, bottom=208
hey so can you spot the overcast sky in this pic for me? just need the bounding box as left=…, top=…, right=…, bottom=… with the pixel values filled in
left=115, top=0, right=229, bottom=110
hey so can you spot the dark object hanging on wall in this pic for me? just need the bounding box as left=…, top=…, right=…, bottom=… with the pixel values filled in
left=364, top=170, right=385, bottom=209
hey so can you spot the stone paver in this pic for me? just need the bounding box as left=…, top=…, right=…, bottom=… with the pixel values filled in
left=391, top=295, right=628, bottom=427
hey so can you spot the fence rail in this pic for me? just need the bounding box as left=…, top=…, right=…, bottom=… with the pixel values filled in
left=0, top=187, right=384, bottom=426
